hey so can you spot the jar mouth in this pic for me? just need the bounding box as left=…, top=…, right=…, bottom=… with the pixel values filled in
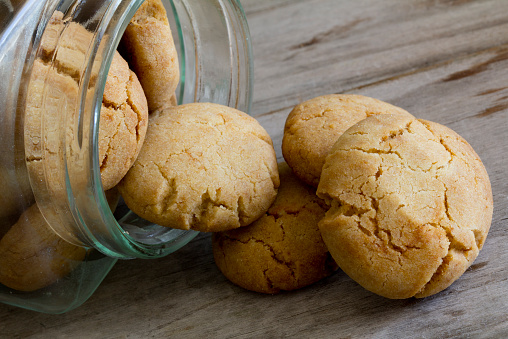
left=24, top=0, right=253, bottom=259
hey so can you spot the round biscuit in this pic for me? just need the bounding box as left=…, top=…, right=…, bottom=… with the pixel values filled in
left=317, top=114, right=493, bottom=299
left=0, top=204, right=87, bottom=292
left=282, top=94, right=412, bottom=187
left=212, top=162, right=337, bottom=293
left=117, top=103, right=280, bottom=232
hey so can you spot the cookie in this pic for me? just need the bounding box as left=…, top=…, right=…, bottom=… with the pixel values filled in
left=30, top=15, right=148, bottom=190
left=0, top=204, right=87, bottom=292
left=24, top=59, right=80, bottom=205
left=119, top=0, right=180, bottom=112
left=317, top=114, right=493, bottom=299
left=118, top=103, right=279, bottom=232
left=282, top=94, right=412, bottom=187
left=99, top=51, right=149, bottom=190
left=212, top=162, right=337, bottom=294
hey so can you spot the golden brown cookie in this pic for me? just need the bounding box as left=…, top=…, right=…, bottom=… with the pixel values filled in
left=282, top=94, right=412, bottom=187
left=119, top=0, right=180, bottom=112
left=0, top=204, right=87, bottom=292
left=317, top=114, right=493, bottom=299
left=33, top=9, right=162, bottom=191
left=118, top=103, right=279, bottom=232
left=99, top=51, right=149, bottom=190
left=24, top=59, right=81, bottom=207
left=213, top=162, right=337, bottom=294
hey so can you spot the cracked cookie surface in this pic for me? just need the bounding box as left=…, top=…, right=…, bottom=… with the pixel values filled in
left=119, top=0, right=179, bottom=112
left=117, top=103, right=279, bottom=232
left=27, top=19, right=148, bottom=192
left=282, top=94, right=412, bottom=187
left=212, top=162, right=337, bottom=294
left=99, top=51, right=149, bottom=190
left=317, top=114, right=493, bottom=299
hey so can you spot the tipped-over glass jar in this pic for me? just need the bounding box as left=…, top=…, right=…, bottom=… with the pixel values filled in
left=0, top=0, right=252, bottom=314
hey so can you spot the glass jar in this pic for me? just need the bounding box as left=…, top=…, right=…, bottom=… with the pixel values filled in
left=0, top=0, right=253, bottom=314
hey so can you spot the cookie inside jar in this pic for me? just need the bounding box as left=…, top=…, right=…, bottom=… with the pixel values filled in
left=0, top=0, right=187, bottom=296
left=15, top=0, right=254, bottom=261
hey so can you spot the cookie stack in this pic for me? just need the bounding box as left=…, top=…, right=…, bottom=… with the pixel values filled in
left=212, top=93, right=492, bottom=299
left=113, top=20, right=492, bottom=298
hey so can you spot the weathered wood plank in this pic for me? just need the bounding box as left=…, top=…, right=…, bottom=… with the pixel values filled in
left=240, top=0, right=300, bottom=16
left=248, top=0, right=508, bottom=117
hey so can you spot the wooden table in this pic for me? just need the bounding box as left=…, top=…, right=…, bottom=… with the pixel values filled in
left=1, top=0, right=507, bottom=337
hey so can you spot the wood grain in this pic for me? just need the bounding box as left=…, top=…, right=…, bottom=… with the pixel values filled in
left=1, top=0, right=507, bottom=337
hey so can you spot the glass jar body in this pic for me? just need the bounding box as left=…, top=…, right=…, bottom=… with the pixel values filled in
left=0, top=0, right=252, bottom=313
